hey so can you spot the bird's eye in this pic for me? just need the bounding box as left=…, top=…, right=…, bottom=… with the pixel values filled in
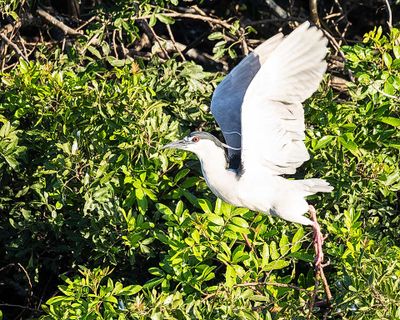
left=192, top=136, right=200, bottom=143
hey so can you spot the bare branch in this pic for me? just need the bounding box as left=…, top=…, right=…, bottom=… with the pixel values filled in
left=264, top=0, right=289, bottom=19
left=235, top=281, right=307, bottom=292
left=309, top=0, right=320, bottom=26
left=136, top=12, right=233, bottom=30
left=166, top=24, right=186, bottom=61
left=0, top=33, right=28, bottom=61
left=320, top=28, right=355, bottom=82
left=384, top=0, right=393, bottom=29
left=37, top=8, right=83, bottom=36
left=371, top=83, right=400, bottom=101
left=245, top=17, right=304, bottom=26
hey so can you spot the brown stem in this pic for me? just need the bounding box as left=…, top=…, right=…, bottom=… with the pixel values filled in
left=136, top=12, right=233, bottom=30
left=166, top=24, right=186, bottom=61
left=37, top=8, right=83, bottom=36
left=309, top=0, right=320, bottom=26
left=0, top=33, right=28, bottom=61
left=235, top=281, right=307, bottom=291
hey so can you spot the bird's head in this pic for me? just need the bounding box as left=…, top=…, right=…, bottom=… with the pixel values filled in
left=163, top=131, right=226, bottom=158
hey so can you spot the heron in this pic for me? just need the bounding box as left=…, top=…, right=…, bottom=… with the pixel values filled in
left=163, top=21, right=333, bottom=267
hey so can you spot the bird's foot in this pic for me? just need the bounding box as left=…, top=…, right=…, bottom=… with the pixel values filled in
left=313, top=222, right=324, bottom=268
left=309, top=205, right=325, bottom=269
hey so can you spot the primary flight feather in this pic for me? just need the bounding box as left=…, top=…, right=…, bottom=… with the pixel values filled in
left=164, top=21, right=333, bottom=266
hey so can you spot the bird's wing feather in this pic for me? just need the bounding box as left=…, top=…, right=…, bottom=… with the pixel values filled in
left=241, top=21, right=328, bottom=175
left=210, top=33, right=284, bottom=159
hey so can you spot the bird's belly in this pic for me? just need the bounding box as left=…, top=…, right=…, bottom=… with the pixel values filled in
left=202, top=170, right=243, bottom=208
left=236, top=174, right=286, bottom=213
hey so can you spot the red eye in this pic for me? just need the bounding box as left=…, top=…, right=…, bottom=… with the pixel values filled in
left=192, top=136, right=200, bottom=143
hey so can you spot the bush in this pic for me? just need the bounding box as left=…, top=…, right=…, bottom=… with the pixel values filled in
left=0, top=2, right=399, bottom=319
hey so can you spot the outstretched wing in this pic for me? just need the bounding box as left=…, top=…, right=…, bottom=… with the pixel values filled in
left=210, top=33, right=284, bottom=161
left=241, top=21, right=328, bottom=175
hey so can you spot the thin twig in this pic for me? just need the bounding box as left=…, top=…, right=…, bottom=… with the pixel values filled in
left=190, top=5, right=209, bottom=17
left=76, top=15, right=96, bottom=31
left=166, top=24, right=186, bottom=61
left=264, top=0, right=289, bottom=18
left=112, top=29, right=118, bottom=58
left=242, top=233, right=253, bottom=251
left=136, top=18, right=169, bottom=59
left=136, top=12, right=233, bottom=30
left=308, top=270, right=320, bottom=319
left=0, top=33, right=28, bottom=61
left=18, top=35, right=28, bottom=57
left=235, top=281, right=307, bottom=292
left=371, top=83, right=400, bottom=101
left=319, top=266, right=332, bottom=302
left=0, top=20, right=23, bottom=35
left=309, top=0, right=320, bottom=26
left=320, top=28, right=355, bottom=82
left=159, top=39, right=227, bottom=69
left=245, top=17, right=304, bottom=26
left=37, top=8, right=83, bottom=36
left=17, top=263, right=33, bottom=293
left=241, top=32, right=249, bottom=55
left=384, top=0, right=393, bottom=29
left=0, top=303, right=36, bottom=311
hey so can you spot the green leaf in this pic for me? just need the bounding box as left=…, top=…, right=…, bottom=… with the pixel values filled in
left=87, top=46, right=103, bottom=59
left=270, top=241, right=280, bottom=260
left=156, top=14, right=175, bottom=25
left=46, top=296, right=74, bottom=304
left=227, top=223, right=250, bottom=234
left=149, top=14, right=157, bottom=27
left=118, top=285, right=142, bottom=296
left=208, top=32, right=224, bottom=40
left=394, top=45, right=400, bottom=59
left=291, top=227, right=304, bottom=253
left=225, top=265, right=236, bottom=287
left=263, top=260, right=290, bottom=271
left=338, top=136, right=360, bottom=157
left=156, top=203, right=173, bottom=215
left=379, top=117, right=400, bottom=127
left=106, top=56, right=129, bottom=67
left=135, top=188, right=148, bottom=214
left=231, top=217, right=249, bottom=229
left=383, top=52, right=392, bottom=68
left=104, top=296, right=118, bottom=303
left=143, top=277, right=163, bottom=289
left=207, top=213, right=224, bottom=226
left=198, top=198, right=212, bottom=213
left=313, top=135, right=335, bottom=151
left=288, top=251, right=314, bottom=262
left=279, top=234, right=290, bottom=256
left=261, top=243, right=270, bottom=267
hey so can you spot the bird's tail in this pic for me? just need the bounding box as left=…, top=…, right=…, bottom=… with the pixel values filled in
left=298, top=178, right=333, bottom=196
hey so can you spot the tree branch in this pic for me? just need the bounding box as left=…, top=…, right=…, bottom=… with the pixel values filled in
left=309, top=0, right=320, bottom=26
left=264, top=0, right=289, bottom=19
left=136, top=12, right=233, bottom=30
left=384, top=0, right=393, bottom=29
left=0, top=33, right=28, bottom=61
left=37, top=8, right=83, bottom=36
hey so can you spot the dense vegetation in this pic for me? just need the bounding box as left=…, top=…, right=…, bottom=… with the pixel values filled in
left=0, top=1, right=399, bottom=319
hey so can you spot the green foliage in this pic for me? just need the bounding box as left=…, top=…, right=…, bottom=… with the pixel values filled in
left=0, top=53, right=215, bottom=271
left=0, top=9, right=399, bottom=319
left=0, top=0, right=24, bottom=19
left=41, top=266, right=142, bottom=319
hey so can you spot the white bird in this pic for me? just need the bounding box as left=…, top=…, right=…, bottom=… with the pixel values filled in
left=164, top=21, right=333, bottom=267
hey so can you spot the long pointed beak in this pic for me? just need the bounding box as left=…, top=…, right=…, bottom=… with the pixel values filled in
left=161, top=139, right=188, bottom=150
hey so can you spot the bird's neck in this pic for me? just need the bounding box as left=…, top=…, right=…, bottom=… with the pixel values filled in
left=196, top=146, right=239, bottom=205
